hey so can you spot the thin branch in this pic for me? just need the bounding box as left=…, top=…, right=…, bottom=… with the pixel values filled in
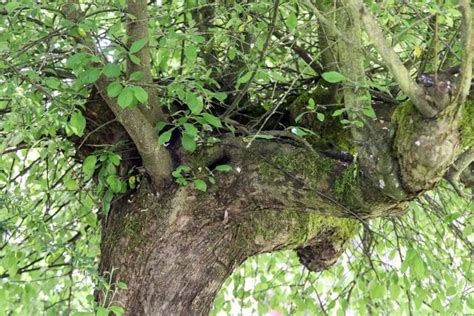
left=222, top=0, right=280, bottom=117
left=445, top=146, right=474, bottom=197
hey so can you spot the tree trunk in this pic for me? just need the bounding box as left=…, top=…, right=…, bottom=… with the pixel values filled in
left=98, top=140, right=362, bottom=314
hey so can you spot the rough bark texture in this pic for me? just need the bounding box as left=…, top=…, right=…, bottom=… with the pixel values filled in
left=98, top=140, right=360, bottom=314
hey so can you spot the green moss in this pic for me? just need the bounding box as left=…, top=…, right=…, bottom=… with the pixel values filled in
left=270, top=150, right=336, bottom=185
left=391, top=101, right=420, bottom=150
left=125, top=216, right=146, bottom=250
left=287, top=86, right=353, bottom=152
left=459, top=99, right=474, bottom=148
left=333, top=164, right=364, bottom=208
left=245, top=208, right=358, bottom=249
left=103, top=230, right=120, bottom=249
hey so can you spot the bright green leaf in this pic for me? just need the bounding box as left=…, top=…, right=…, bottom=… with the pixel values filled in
left=107, top=81, right=123, bottom=97
left=184, top=45, right=198, bottom=61
left=215, top=165, right=232, bottom=172
left=78, top=67, right=101, bottom=84
left=129, top=71, right=144, bottom=81
left=83, top=155, right=97, bottom=180
left=132, top=86, right=148, bottom=104
left=238, top=71, right=253, bottom=84
left=186, top=92, right=203, bottom=115
left=202, top=113, right=222, bottom=128
left=287, top=12, right=298, bottom=30
left=129, top=38, right=148, bottom=54
left=193, top=179, right=207, bottom=192
left=103, top=64, right=121, bottom=78
left=118, top=86, right=135, bottom=108
left=322, top=71, right=346, bottom=83
left=70, top=111, right=86, bottom=136
left=96, top=306, right=109, bottom=316
left=158, top=130, right=173, bottom=145
left=181, top=133, right=197, bottom=152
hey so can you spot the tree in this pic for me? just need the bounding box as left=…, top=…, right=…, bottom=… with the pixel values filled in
left=0, top=0, right=472, bottom=315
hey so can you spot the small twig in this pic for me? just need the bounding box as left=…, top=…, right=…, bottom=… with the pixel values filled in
left=445, top=147, right=474, bottom=197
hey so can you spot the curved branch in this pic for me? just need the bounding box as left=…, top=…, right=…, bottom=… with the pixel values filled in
left=62, top=0, right=173, bottom=188
left=348, top=0, right=438, bottom=118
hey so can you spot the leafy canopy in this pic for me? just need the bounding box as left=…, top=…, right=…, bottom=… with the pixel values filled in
left=0, top=0, right=472, bottom=315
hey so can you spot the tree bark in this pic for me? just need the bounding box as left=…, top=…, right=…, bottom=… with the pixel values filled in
left=97, top=139, right=367, bottom=314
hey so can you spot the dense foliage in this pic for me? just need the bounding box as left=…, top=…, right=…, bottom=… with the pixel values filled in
left=0, top=0, right=472, bottom=315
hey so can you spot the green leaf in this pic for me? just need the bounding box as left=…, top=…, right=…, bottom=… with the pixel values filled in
left=128, top=53, right=141, bottom=65
left=44, top=77, right=61, bottom=89
left=294, top=112, right=305, bottom=123
left=322, top=71, right=346, bottom=83
left=317, top=112, right=325, bottom=122
left=370, top=282, right=385, bottom=300
left=129, top=37, right=148, bottom=54
left=202, top=113, right=222, bottom=128
left=65, top=178, right=79, bottom=190
left=132, top=86, right=148, bottom=104
left=129, top=71, right=144, bottom=81
left=238, top=71, right=253, bottom=84
left=103, top=64, right=121, bottom=78
left=66, top=52, right=90, bottom=70
left=70, top=111, right=86, bottom=136
left=290, top=126, right=308, bottom=137
left=287, top=12, right=298, bottom=30
left=215, top=92, right=227, bottom=102
left=96, top=306, right=109, bottom=316
left=78, top=67, right=101, bottom=84
left=83, top=155, right=97, bottom=180
left=215, top=165, right=232, bottom=172
left=172, top=165, right=191, bottom=178
left=193, top=179, right=207, bottom=192
left=106, top=175, right=122, bottom=193
left=158, top=130, right=173, bottom=145
left=307, top=98, right=315, bottom=110
left=228, top=47, right=236, bottom=61
left=354, top=120, right=364, bottom=128
left=181, top=133, right=197, bottom=152
left=116, top=282, right=128, bottom=290
left=107, top=81, right=123, bottom=97
left=183, top=123, right=198, bottom=137
left=186, top=92, right=203, bottom=115
left=155, top=121, right=167, bottom=133
left=332, top=108, right=345, bottom=116
left=109, top=306, right=124, bottom=316
left=118, top=86, right=135, bottom=108
left=362, top=106, right=377, bottom=119
left=184, top=45, right=198, bottom=61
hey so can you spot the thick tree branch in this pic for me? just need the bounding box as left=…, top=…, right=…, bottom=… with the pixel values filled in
left=453, top=0, right=473, bottom=105
left=125, top=0, right=167, bottom=125
left=339, top=2, right=407, bottom=200
left=62, top=0, right=173, bottom=188
left=348, top=0, right=438, bottom=118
